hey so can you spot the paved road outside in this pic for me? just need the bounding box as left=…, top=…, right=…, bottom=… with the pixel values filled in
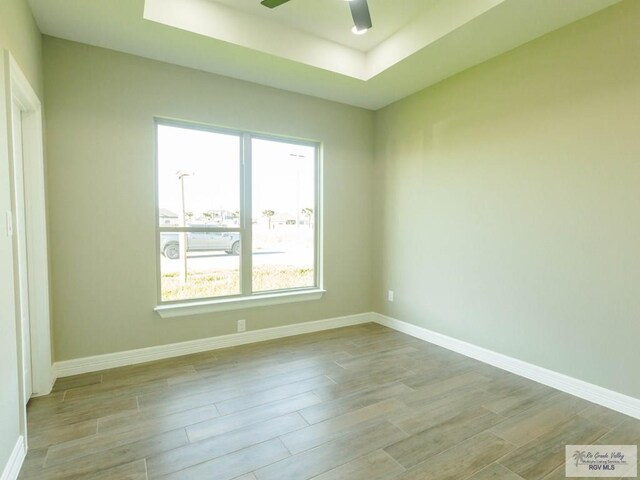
left=161, top=247, right=313, bottom=273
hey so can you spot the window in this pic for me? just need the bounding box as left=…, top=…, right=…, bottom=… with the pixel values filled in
left=155, top=121, right=321, bottom=311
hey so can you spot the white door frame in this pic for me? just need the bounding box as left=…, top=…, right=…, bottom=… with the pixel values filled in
left=11, top=93, right=33, bottom=404
left=1, top=51, right=53, bottom=403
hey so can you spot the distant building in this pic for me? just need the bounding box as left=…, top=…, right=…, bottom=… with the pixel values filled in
left=272, top=212, right=297, bottom=226
left=159, top=208, right=179, bottom=226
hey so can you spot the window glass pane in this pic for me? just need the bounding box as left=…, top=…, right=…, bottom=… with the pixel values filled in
left=160, top=232, right=241, bottom=301
left=251, top=139, right=316, bottom=292
left=157, top=124, right=242, bottom=302
left=157, top=125, right=240, bottom=228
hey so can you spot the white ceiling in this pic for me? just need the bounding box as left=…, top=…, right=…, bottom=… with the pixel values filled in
left=28, top=0, right=621, bottom=110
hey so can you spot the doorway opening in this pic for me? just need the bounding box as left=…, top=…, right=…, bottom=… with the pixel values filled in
left=1, top=51, right=53, bottom=450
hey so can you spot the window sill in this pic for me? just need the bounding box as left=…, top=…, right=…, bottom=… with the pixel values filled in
left=154, top=289, right=326, bottom=318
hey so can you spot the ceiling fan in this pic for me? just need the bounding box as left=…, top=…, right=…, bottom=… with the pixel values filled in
left=260, top=0, right=373, bottom=34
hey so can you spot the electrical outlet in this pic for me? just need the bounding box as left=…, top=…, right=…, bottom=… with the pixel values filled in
left=388, top=290, right=394, bottom=302
left=237, top=319, right=246, bottom=332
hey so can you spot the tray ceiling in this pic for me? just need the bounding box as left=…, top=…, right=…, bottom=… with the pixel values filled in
left=28, top=0, right=621, bottom=109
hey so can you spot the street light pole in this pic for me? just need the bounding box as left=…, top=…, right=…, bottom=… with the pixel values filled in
left=176, top=171, right=192, bottom=285
left=290, top=153, right=303, bottom=232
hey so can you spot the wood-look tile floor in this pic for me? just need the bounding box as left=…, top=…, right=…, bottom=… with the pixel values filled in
left=19, top=323, right=640, bottom=480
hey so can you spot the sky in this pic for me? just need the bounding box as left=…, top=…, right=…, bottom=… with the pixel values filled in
left=157, top=125, right=315, bottom=223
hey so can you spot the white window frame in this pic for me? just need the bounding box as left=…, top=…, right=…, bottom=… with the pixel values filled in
left=153, top=119, right=324, bottom=318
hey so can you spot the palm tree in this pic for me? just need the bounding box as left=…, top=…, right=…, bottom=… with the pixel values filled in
left=202, top=211, right=214, bottom=222
left=573, top=450, right=587, bottom=467
left=301, top=208, right=313, bottom=227
left=262, top=210, right=275, bottom=230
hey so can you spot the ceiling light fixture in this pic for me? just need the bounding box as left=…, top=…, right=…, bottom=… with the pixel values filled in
left=347, top=0, right=372, bottom=36
left=261, top=0, right=373, bottom=35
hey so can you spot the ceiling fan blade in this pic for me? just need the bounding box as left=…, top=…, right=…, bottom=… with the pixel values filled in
left=348, top=0, right=372, bottom=30
left=261, top=0, right=291, bottom=8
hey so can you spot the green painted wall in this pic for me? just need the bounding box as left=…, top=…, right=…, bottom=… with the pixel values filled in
left=43, top=37, right=375, bottom=361
left=0, top=0, right=42, bottom=472
left=373, top=0, right=640, bottom=398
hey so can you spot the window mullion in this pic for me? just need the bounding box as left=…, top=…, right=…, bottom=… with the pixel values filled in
left=240, top=134, right=253, bottom=295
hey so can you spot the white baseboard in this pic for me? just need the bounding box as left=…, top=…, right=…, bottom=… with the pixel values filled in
left=373, top=313, right=640, bottom=420
left=54, top=312, right=373, bottom=378
left=1, top=436, right=25, bottom=480
left=31, top=367, right=56, bottom=398
left=51, top=310, right=640, bottom=420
